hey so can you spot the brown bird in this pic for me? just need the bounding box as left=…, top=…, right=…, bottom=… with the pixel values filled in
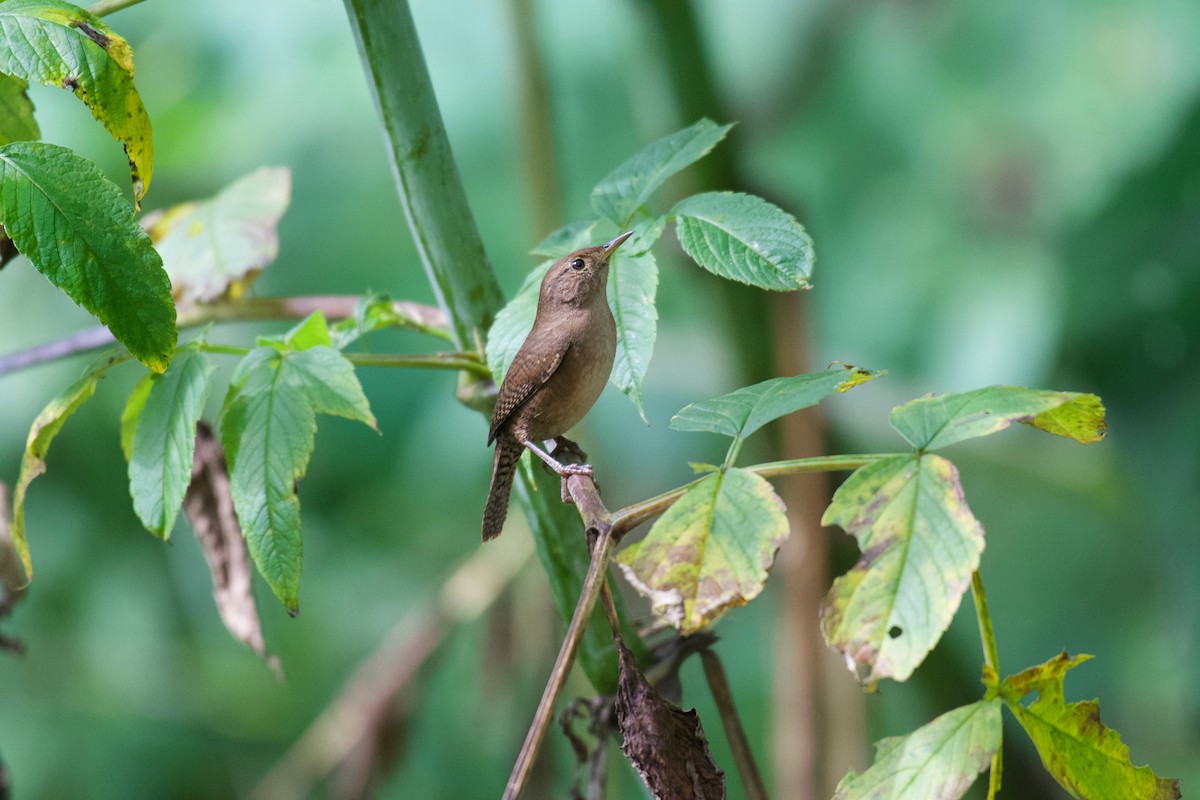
left=482, top=231, right=633, bottom=540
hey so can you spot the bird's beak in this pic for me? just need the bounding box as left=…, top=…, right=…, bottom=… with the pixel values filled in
left=602, top=230, right=635, bottom=258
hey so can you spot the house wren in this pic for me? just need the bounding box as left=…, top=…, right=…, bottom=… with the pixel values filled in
left=482, top=230, right=633, bottom=540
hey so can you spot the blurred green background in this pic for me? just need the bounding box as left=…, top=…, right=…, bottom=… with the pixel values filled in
left=2, top=0, right=1198, bottom=797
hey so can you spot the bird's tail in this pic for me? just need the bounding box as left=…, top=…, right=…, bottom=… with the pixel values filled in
left=482, top=437, right=522, bottom=541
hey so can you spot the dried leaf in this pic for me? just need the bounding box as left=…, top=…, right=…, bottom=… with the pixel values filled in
left=185, top=422, right=279, bottom=674
left=615, top=639, right=725, bottom=799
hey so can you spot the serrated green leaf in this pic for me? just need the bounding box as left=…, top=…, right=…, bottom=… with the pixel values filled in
left=671, top=191, right=814, bottom=291
left=486, top=259, right=551, bottom=382
left=0, top=0, right=153, bottom=199
left=0, top=142, right=176, bottom=370
left=283, top=347, right=376, bottom=429
left=672, top=368, right=881, bottom=442
left=145, top=166, right=290, bottom=305
left=0, top=74, right=38, bottom=145
left=820, top=454, right=984, bottom=684
left=11, top=352, right=125, bottom=579
left=890, top=386, right=1108, bottom=451
left=1001, top=653, right=1180, bottom=800
left=617, top=467, right=788, bottom=634
left=219, top=344, right=375, bottom=610
left=284, top=310, right=333, bottom=351
left=608, top=249, right=657, bottom=422
left=591, top=119, right=733, bottom=227
left=127, top=346, right=214, bottom=538
left=833, top=699, right=1002, bottom=800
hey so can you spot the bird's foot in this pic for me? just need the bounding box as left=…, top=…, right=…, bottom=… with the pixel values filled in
left=522, top=439, right=598, bottom=504
left=550, top=436, right=589, bottom=464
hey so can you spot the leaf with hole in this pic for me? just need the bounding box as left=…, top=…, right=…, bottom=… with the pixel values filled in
left=591, top=118, right=733, bottom=227
left=889, top=386, right=1107, bottom=451
left=0, top=142, right=176, bottom=370
left=1001, top=653, right=1180, bottom=800
left=820, top=454, right=985, bottom=684
left=617, top=467, right=788, bottom=634
left=0, top=0, right=153, bottom=199
left=672, top=191, right=814, bottom=291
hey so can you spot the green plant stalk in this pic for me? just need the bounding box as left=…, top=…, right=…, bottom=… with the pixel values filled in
left=972, top=570, right=1002, bottom=800
left=342, top=0, right=503, bottom=351
left=86, top=0, right=147, bottom=16
left=342, top=0, right=636, bottom=693
left=344, top=352, right=491, bottom=378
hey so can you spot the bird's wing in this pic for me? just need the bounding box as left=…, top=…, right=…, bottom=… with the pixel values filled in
left=488, top=341, right=570, bottom=445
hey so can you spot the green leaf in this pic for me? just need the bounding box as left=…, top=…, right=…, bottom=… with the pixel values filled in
left=671, top=191, right=814, bottom=291
left=0, top=0, right=153, bottom=199
left=0, top=74, right=38, bottom=145
left=672, top=367, right=881, bottom=441
left=145, top=167, right=291, bottom=305
left=486, top=259, right=551, bottom=382
left=11, top=352, right=125, bottom=579
left=0, top=142, right=176, bottom=371
left=591, top=119, right=733, bottom=227
left=1001, top=653, right=1180, bottom=800
left=608, top=249, right=657, bottom=422
left=126, top=346, right=214, bottom=538
left=284, top=310, right=334, bottom=352
left=890, top=386, right=1108, bottom=451
left=119, top=371, right=151, bottom=462
left=833, top=699, right=1002, bottom=800
left=219, top=345, right=375, bottom=611
left=617, top=467, right=789, bottom=635
left=820, top=454, right=985, bottom=684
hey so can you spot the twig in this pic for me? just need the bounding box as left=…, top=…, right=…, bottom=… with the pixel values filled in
left=700, top=649, right=769, bottom=800
left=344, top=352, right=490, bottom=378
left=86, top=0, right=147, bottom=16
left=972, top=570, right=1003, bottom=800
left=0, top=295, right=448, bottom=378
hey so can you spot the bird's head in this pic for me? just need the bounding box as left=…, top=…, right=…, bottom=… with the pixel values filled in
left=539, top=230, right=633, bottom=307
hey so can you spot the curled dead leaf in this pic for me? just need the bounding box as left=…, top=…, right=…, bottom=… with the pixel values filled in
left=185, top=422, right=280, bottom=675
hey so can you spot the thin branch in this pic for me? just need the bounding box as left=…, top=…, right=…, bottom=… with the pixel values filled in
left=344, top=352, right=490, bottom=378
left=972, top=570, right=1003, bottom=800
left=700, top=649, right=769, bottom=800
left=0, top=295, right=448, bottom=378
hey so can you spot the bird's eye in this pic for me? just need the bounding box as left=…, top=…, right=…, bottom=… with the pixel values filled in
left=570, top=258, right=585, bottom=270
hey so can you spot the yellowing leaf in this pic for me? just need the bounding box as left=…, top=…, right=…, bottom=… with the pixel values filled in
left=616, top=467, right=788, bottom=634
left=1001, top=653, right=1180, bottom=800
left=0, top=0, right=153, bottom=200
left=833, top=699, right=1001, bottom=800
left=820, top=454, right=984, bottom=684
left=11, top=352, right=126, bottom=579
left=890, top=386, right=1107, bottom=451
left=145, top=167, right=291, bottom=305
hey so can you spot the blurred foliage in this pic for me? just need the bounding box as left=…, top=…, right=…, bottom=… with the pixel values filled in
left=1, top=0, right=1197, bottom=797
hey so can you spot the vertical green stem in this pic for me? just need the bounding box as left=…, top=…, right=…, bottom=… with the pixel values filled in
left=972, top=569, right=1003, bottom=800
left=971, top=570, right=999, bottom=676
left=343, top=0, right=504, bottom=350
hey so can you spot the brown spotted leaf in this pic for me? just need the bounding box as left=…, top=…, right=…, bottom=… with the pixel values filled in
left=820, top=454, right=984, bottom=684
left=1001, top=653, right=1180, bottom=800
left=0, top=0, right=153, bottom=201
left=185, top=422, right=279, bottom=673
left=833, top=698, right=1001, bottom=800
left=617, top=467, right=788, bottom=635
left=890, top=386, right=1107, bottom=451
left=615, top=639, right=725, bottom=799
left=144, top=167, right=291, bottom=306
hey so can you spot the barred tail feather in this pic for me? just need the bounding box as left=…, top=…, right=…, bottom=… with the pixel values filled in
left=482, top=437, right=521, bottom=541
